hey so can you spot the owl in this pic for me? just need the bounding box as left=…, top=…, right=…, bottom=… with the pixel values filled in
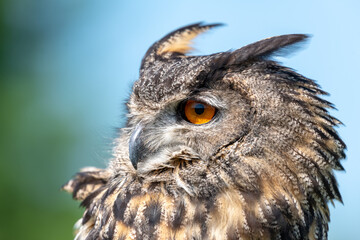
left=63, top=23, right=346, bottom=240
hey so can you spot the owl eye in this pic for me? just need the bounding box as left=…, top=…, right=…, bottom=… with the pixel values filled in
left=182, top=100, right=216, bottom=124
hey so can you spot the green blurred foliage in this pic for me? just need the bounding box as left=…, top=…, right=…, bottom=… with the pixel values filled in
left=0, top=80, right=82, bottom=239
left=0, top=1, right=101, bottom=239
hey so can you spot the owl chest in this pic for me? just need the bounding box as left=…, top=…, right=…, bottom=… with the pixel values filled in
left=97, top=189, right=259, bottom=240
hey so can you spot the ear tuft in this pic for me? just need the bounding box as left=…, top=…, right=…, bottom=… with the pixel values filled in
left=156, top=22, right=223, bottom=56
left=141, top=22, right=223, bottom=69
left=230, top=34, right=310, bottom=64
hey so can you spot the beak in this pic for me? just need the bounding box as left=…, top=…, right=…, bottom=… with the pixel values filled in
left=129, top=123, right=145, bottom=169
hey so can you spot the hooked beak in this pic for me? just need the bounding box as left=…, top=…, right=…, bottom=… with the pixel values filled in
left=129, top=123, right=146, bottom=169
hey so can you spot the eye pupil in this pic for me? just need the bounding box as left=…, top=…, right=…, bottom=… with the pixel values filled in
left=194, top=104, right=205, bottom=115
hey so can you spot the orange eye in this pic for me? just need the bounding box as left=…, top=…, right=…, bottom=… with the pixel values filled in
left=183, top=100, right=216, bottom=124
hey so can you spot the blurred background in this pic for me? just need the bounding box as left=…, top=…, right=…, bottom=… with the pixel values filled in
left=0, top=0, right=358, bottom=239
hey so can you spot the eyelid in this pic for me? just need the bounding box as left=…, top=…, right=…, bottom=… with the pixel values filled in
left=186, top=95, right=224, bottom=110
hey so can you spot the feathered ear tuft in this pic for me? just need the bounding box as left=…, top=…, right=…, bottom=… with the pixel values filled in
left=62, top=167, right=111, bottom=201
left=155, top=22, right=223, bottom=56
left=140, top=22, right=223, bottom=69
left=225, top=34, right=310, bottom=65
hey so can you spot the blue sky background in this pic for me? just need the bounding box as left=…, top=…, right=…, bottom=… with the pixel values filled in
left=3, top=0, right=359, bottom=239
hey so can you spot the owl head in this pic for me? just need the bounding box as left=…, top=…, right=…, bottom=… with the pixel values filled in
left=112, top=23, right=344, bottom=199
